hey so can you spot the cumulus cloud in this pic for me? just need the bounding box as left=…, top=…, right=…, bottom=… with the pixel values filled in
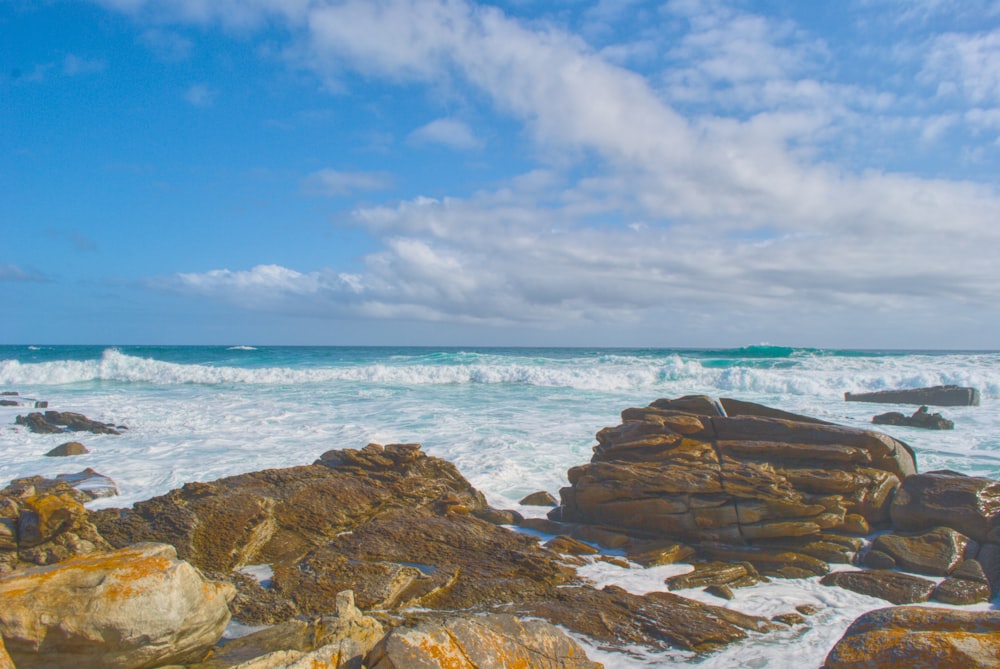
left=98, top=0, right=1000, bottom=342
left=303, top=169, right=393, bottom=196
left=408, top=118, right=483, bottom=150
left=184, top=82, right=216, bottom=107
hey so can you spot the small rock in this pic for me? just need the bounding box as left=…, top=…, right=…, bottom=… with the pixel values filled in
left=55, top=468, right=118, bottom=500
left=795, top=604, right=821, bottom=616
left=34, top=401, right=48, bottom=409
left=932, top=576, right=992, bottom=605
left=0, top=400, right=18, bottom=407
left=872, top=406, right=954, bottom=430
left=519, top=490, right=558, bottom=506
left=860, top=549, right=896, bottom=570
left=705, top=584, right=735, bottom=600
left=771, top=612, right=806, bottom=626
left=544, top=534, right=600, bottom=556
left=45, top=442, right=90, bottom=457
left=666, top=561, right=760, bottom=591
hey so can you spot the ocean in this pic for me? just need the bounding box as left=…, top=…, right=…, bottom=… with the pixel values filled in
left=2, top=345, right=998, bottom=666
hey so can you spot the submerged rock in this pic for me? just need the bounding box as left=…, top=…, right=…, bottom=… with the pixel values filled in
left=824, top=607, right=1000, bottom=668
left=0, top=542, right=234, bottom=669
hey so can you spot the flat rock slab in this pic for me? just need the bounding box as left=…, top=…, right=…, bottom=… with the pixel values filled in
left=824, top=606, right=1000, bottom=668
left=845, top=385, right=980, bottom=406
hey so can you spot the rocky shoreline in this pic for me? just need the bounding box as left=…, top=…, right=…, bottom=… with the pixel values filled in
left=1, top=395, right=999, bottom=668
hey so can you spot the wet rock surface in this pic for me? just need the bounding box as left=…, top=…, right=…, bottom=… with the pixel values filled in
left=820, top=569, right=937, bottom=605
left=872, top=406, right=954, bottom=430
left=824, top=607, right=1000, bottom=668
left=15, top=410, right=123, bottom=435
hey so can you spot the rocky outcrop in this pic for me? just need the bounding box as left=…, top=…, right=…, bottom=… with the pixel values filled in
left=824, top=607, right=1000, bottom=668
left=872, top=406, right=954, bottom=430
left=0, top=542, right=234, bottom=669
left=845, top=385, right=980, bottom=407
left=0, top=475, right=112, bottom=572
left=90, top=442, right=770, bottom=655
left=14, top=411, right=122, bottom=435
left=554, top=396, right=915, bottom=547
left=366, top=613, right=602, bottom=669
left=890, top=470, right=1000, bottom=542
left=191, top=590, right=383, bottom=669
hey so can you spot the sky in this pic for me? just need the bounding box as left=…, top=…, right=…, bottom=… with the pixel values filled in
left=3, top=0, right=1000, bottom=348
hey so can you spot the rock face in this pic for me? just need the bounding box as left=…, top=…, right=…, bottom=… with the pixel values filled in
left=824, top=607, right=1000, bottom=668
left=366, top=613, right=603, bottom=669
left=872, top=406, right=954, bottom=430
left=555, top=396, right=915, bottom=546
left=92, top=443, right=768, bottom=655
left=890, top=470, right=1000, bottom=542
left=845, top=385, right=980, bottom=407
left=0, top=542, right=235, bottom=669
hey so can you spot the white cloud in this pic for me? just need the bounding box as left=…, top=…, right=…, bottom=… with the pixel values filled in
left=408, top=118, right=483, bottom=150
left=0, top=264, right=47, bottom=282
left=139, top=29, right=194, bottom=62
left=303, top=169, right=393, bottom=197
left=922, top=27, right=1000, bottom=105
left=63, top=54, right=106, bottom=76
left=183, top=82, right=216, bottom=107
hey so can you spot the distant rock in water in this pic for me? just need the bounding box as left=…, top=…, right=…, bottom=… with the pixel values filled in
left=44, top=441, right=90, bottom=457
left=14, top=411, right=122, bottom=435
left=845, top=385, right=980, bottom=407
left=872, top=406, right=954, bottom=430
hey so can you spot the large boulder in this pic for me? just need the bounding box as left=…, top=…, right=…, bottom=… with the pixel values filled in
left=366, top=613, right=602, bottom=669
left=820, top=569, right=937, bottom=605
left=824, top=607, right=1000, bottom=668
left=0, top=542, right=235, bottom=669
left=556, top=396, right=915, bottom=546
left=870, top=526, right=975, bottom=576
left=890, top=470, right=1000, bottom=542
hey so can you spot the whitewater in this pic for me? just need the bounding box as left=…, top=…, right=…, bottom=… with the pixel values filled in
left=1, top=345, right=998, bottom=667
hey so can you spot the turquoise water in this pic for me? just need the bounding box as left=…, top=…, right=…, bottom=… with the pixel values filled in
left=1, top=345, right=998, bottom=667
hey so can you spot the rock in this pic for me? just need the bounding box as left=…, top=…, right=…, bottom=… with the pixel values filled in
left=820, top=569, right=937, bottom=604
left=665, top=561, right=761, bottom=591
left=520, top=490, right=558, bottom=506
left=54, top=468, right=118, bottom=500
left=845, top=385, right=980, bottom=407
left=0, top=636, right=13, bottom=669
left=932, top=575, right=991, bottom=605
left=91, top=443, right=778, bottom=657
left=872, top=406, right=954, bottom=429
left=871, top=526, right=974, bottom=576
left=0, top=543, right=234, bottom=669
left=544, top=534, right=599, bottom=556
left=772, top=612, right=806, bottom=626
left=471, top=507, right=522, bottom=525
left=15, top=411, right=122, bottom=435
left=34, top=401, right=47, bottom=409
left=705, top=584, right=735, bottom=600
left=14, top=412, right=64, bottom=434
left=890, top=470, right=1000, bottom=542
left=860, top=549, right=896, bottom=570
left=192, top=590, right=383, bottom=669
left=626, top=540, right=696, bottom=567
left=0, top=400, right=18, bottom=407
left=698, top=545, right=829, bottom=579
left=0, top=477, right=112, bottom=569
left=366, top=613, right=602, bottom=669
left=556, top=397, right=915, bottom=550
left=44, top=441, right=90, bottom=457
left=824, top=607, right=1000, bottom=668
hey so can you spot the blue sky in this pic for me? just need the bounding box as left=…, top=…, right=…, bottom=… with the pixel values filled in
left=3, top=0, right=1000, bottom=347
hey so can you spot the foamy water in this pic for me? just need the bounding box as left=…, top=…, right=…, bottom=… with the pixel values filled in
left=1, top=345, right=998, bottom=667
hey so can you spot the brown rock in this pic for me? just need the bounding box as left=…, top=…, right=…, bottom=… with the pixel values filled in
left=872, top=406, right=954, bottom=430
left=772, top=612, right=806, bottom=626
left=698, top=545, right=829, bottom=579
left=824, top=606, right=1000, bottom=668
left=932, top=576, right=991, bottom=605
left=0, top=543, right=234, bottom=669
left=0, top=636, right=13, bottom=669
left=665, top=561, right=760, bottom=591
left=544, top=534, right=599, bottom=556
left=366, top=613, right=602, bottom=669
left=871, top=526, right=974, bottom=576
left=520, top=490, right=558, bottom=506
left=820, top=569, right=937, bottom=604
left=44, top=442, right=89, bottom=457
left=890, top=470, right=1000, bottom=542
